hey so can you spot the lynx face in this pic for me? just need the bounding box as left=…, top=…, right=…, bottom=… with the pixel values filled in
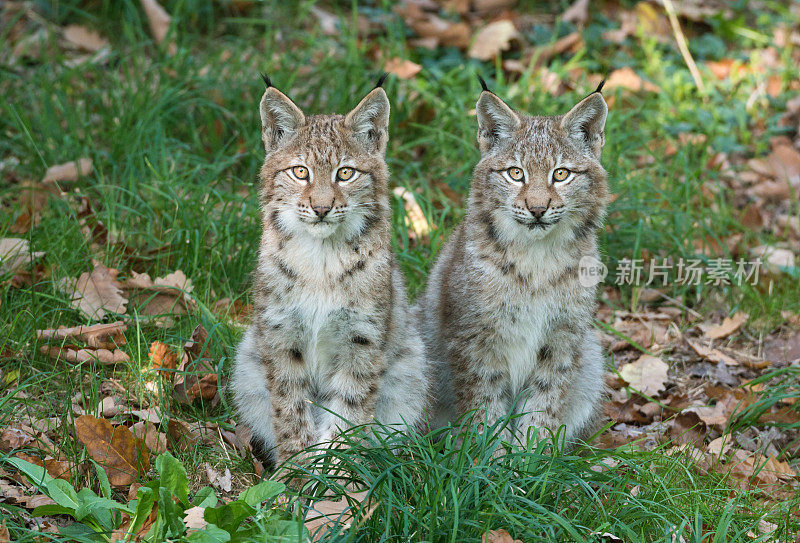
left=473, top=90, right=608, bottom=242
left=258, top=85, right=390, bottom=240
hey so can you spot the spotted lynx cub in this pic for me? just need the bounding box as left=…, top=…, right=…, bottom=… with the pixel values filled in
left=232, top=77, right=428, bottom=468
left=416, top=80, right=609, bottom=444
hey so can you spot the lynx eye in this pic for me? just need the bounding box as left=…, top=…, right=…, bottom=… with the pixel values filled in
left=336, top=167, right=355, bottom=182
left=552, top=168, right=570, bottom=182
left=291, top=166, right=309, bottom=180
left=507, top=167, right=524, bottom=182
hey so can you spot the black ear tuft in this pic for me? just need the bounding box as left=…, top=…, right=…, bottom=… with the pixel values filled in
left=477, top=74, right=490, bottom=92
left=375, top=72, right=389, bottom=89
left=594, top=79, right=606, bottom=94
left=261, top=73, right=272, bottom=88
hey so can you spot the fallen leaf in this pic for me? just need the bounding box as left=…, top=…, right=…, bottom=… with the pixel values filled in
left=482, top=529, right=523, bottom=543
left=63, top=25, right=108, bottom=52
left=131, top=422, right=168, bottom=455
left=36, top=322, right=127, bottom=349
left=384, top=57, right=422, bottom=79
left=173, top=325, right=220, bottom=405
left=686, top=338, right=739, bottom=365
left=40, top=345, right=130, bottom=365
left=205, top=463, right=232, bottom=493
left=149, top=341, right=177, bottom=378
left=74, top=414, right=149, bottom=487
left=305, top=491, right=372, bottom=540
left=59, top=261, right=128, bottom=320
left=122, top=269, right=195, bottom=326
left=561, top=0, right=590, bottom=26
left=0, top=479, right=55, bottom=509
left=704, top=312, right=748, bottom=340
left=183, top=506, right=208, bottom=534
left=618, top=354, right=669, bottom=397
left=605, top=67, right=661, bottom=93
left=0, top=522, right=8, bottom=543
left=768, top=143, right=800, bottom=187
left=41, top=158, right=92, bottom=184
left=524, top=32, right=582, bottom=67
left=750, top=245, right=796, bottom=273
left=468, top=20, right=518, bottom=61
left=393, top=187, right=431, bottom=246
left=0, top=426, right=34, bottom=451
left=140, top=0, right=174, bottom=51
left=211, top=298, right=252, bottom=324
left=0, top=238, right=45, bottom=276
left=99, top=396, right=123, bottom=417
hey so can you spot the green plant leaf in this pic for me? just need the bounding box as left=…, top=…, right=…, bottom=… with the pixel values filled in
left=158, top=486, right=186, bottom=538
left=193, top=486, right=218, bottom=508
left=186, top=523, right=232, bottom=542
left=91, top=459, right=112, bottom=499
left=203, top=500, right=256, bottom=534
left=155, top=451, right=189, bottom=506
left=31, top=504, right=75, bottom=517
left=128, top=484, right=158, bottom=536
left=5, top=457, right=52, bottom=487
left=238, top=481, right=285, bottom=508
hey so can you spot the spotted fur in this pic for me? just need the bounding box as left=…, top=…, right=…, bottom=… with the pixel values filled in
left=416, top=88, right=609, bottom=445
left=232, top=83, right=428, bottom=469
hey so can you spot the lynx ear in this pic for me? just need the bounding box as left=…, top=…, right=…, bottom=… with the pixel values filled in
left=476, top=91, right=521, bottom=153
left=344, top=87, right=390, bottom=155
left=560, top=91, right=608, bottom=159
left=259, top=86, right=305, bottom=153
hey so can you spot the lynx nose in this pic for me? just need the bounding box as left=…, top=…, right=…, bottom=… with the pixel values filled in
left=526, top=198, right=551, bottom=220
left=312, top=205, right=331, bottom=219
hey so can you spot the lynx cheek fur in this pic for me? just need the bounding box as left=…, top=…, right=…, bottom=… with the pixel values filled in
left=232, top=78, right=428, bottom=468
left=416, top=82, right=609, bottom=444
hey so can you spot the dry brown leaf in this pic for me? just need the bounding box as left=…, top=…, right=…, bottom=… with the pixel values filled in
left=482, top=529, right=523, bottom=543
left=750, top=245, right=795, bottom=273
left=211, top=298, right=252, bottom=324
left=205, top=463, right=232, bottom=492
left=396, top=3, right=471, bottom=49
left=0, top=479, right=55, bottom=509
left=74, top=414, right=149, bottom=487
left=122, top=269, right=195, bottom=326
left=561, top=0, right=590, bottom=26
left=0, top=426, right=35, bottom=451
left=140, top=0, right=173, bottom=50
left=393, top=187, right=430, bottom=245
left=0, top=238, right=45, bottom=276
left=618, top=354, right=669, bottom=397
left=131, top=421, right=168, bottom=455
left=40, top=345, right=130, bottom=365
left=768, top=143, right=800, bottom=187
left=174, top=325, right=220, bottom=405
left=59, top=261, right=128, bottom=320
left=0, top=522, right=8, bottom=543
left=36, top=322, right=127, bottom=349
left=384, top=57, right=422, bottom=79
left=63, top=25, right=108, bottom=52
left=605, top=67, right=661, bottom=93
left=685, top=338, right=739, bottom=365
left=149, top=340, right=177, bottom=378
left=183, top=506, right=208, bottom=534
left=305, top=490, right=372, bottom=540
left=41, top=158, right=92, bottom=184
left=99, top=396, right=123, bottom=418
left=468, top=20, right=518, bottom=61
left=43, top=457, right=74, bottom=484
left=524, top=32, right=582, bottom=68
left=704, top=312, right=749, bottom=340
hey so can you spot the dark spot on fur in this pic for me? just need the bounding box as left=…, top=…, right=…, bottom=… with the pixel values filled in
left=573, top=210, right=599, bottom=240
left=289, top=348, right=302, bottom=361
left=352, top=336, right=370, bottom=346
left=538, top=344, right=553, bottom=363
left=340, top=259, right=366, bottom=281
left=487, top=371, right=503, bottom=385
left=275, top=258, right=298, bottom=280
left=531, top=377, right=552, bottom=392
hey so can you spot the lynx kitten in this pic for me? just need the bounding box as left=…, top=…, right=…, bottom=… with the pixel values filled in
left=232, top=77, right=428, bottom=468
left=416, top=80, right=609, bottom=444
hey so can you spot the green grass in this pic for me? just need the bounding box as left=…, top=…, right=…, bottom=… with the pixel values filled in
left=1, top=0, right=799, bottom=541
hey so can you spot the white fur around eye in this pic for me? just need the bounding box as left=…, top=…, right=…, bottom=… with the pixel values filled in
left=502, top=167, right=526, bottom=184
left=335, top=167, right=361, bottom=185
left=286, top=166, right=310, bottom=185
left=550, top=167, right=575, bottom=185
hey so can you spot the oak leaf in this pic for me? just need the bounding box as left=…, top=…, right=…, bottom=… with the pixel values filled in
left=0, top=238, right=45, bottom=276
left=704, top=312, right=748, bottom=340
left=618, top=354, right=669, bottom=397
left=468, top=20, right=518, bottom=61
left=74, top=415, right=149, bottom=487
left=36, top=321, right=127, bottom=349
left=59, top=261, right=128, bottom=320
left=384, top=57, right=422, bottom=79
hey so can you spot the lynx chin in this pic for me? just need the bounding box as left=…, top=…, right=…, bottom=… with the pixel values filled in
left=416, top=80, right=609, bottom=445
left=232, top=76, right=428, bottom=469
